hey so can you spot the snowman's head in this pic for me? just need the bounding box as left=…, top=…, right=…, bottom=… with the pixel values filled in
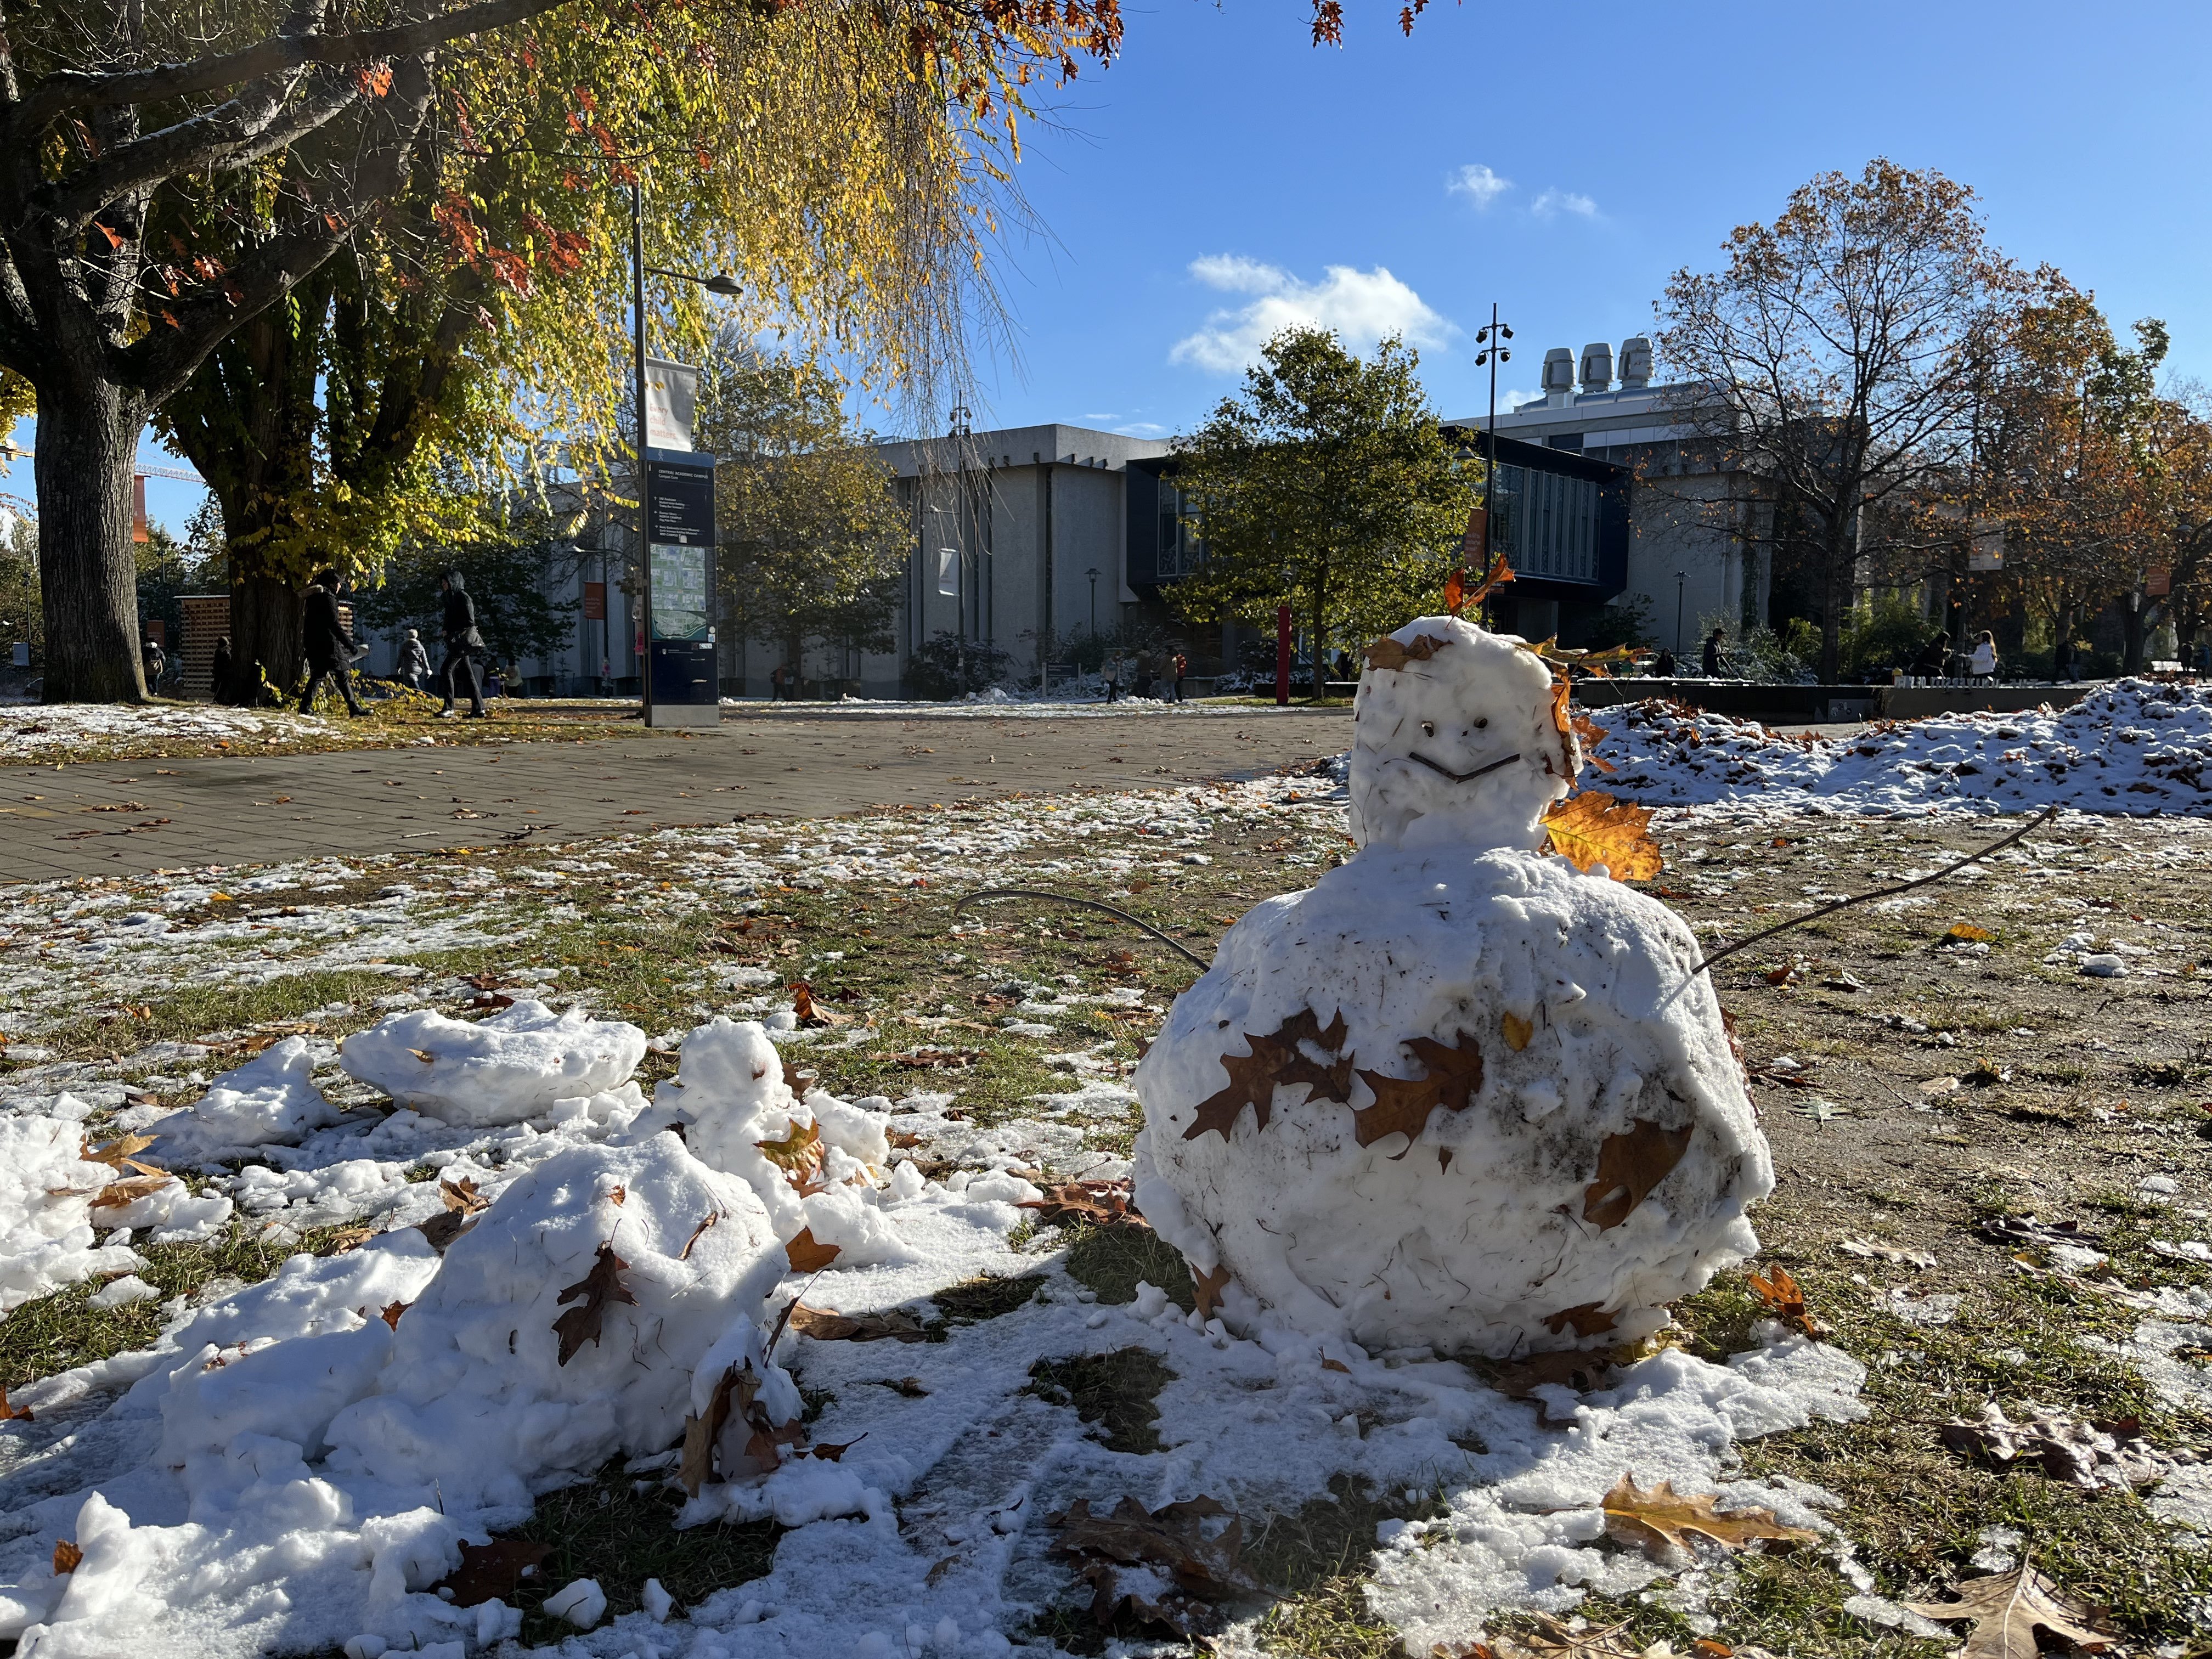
left=1347, top=615, right=1576, bottom=851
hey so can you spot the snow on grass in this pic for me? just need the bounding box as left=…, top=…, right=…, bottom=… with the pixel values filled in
left=1588, top=677, right=2212, bottom=815
left=0, top=703, right=292, bottom=759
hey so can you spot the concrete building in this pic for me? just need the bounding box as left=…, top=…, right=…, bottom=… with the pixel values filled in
left=1449, top=337, right=1758, bottom=653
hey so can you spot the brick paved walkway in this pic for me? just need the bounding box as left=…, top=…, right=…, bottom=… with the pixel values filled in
left=0, top=707, right=1350, bottom=883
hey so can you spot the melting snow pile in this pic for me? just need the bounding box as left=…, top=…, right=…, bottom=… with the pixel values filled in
left=1135, top=616, right=1771, bottom=1356
left=1, top=898, right=1852, bottom=1656
left=0, top=704, right=289, bottom=757
left=1589, top=677, right=2212, bottom=815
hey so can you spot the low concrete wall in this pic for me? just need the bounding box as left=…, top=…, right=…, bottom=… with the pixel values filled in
left=1874, top=684, right=2095, bottom=720
left=1572, top=676, right=2102, bottom=725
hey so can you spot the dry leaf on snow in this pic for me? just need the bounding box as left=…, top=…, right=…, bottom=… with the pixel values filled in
left=1051, top=1494, right=1259, bottom=1639
left=416, top=1209, right=478, bottom=1254
left=551, top=1240, right=635, bottom=1365
left=1192, top=1262, right=1232, bottom=1322
left=756, top=1119, right=828, bottom=1194
left=1905, top=1566, right=2114, bottom=1657
left=1500, top=1012, right=1534, bottom=1052
left=1571, top=713, right=1617, bottom=773
left=679, top=1211, right=720, bottom=1260
left=88, top=1173, right=174, bottom=1212
left=680, top=1359, right=802, bottom=1492
left=1745, top=1265, right=1827, bottom=1338
left=52, top=1540, right=82, bottom=1575
left=438, top=1176, right=487, bottom=1214
left=1018, top=1178, right=1148, bottom=1231
left=379, top=1301, right=409, bottom=1329
left=1581, top=1119, right=1692, bottom=1231
left=0, top=1388, right=33, bottom=1423
left=1363, top=633, right=1454, bottom=673
left=432, top=1538, right=549, bottom=1606
left=1599, top=1475, right=1816, bottom=1562
left=84, top=1132, right=162, bottom=1173
left=786, top=1301, right=932, bottom=1344
left=786, top=1227, right=842, bottom=1272
left=1182, top=1007, right=1352, bottom=1143
left=1353, top=1030, right=1485, bottom=1149
left=1542, top=792, right=1663, bottom=882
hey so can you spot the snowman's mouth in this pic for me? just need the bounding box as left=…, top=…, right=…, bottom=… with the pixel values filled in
left=1407, top=750, right=1522, bottom=784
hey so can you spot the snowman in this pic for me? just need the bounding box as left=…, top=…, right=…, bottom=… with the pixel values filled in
left=1131, top=614, right=1771, bottom=1356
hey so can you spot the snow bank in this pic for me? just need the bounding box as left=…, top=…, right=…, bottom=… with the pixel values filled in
left=148, top=1038, right=338, bottom=1158
left=1590, top=678, right=2212, bottom=816
left=337, top=999, right=646, bottom=1126
left=0, top=704, right=286, bottom=758
left=0, top=1118, right=142, bottom=1312
left=1137, top=617, right=1770, bottom=1356
left=324, top=1134, right=787, bottom=1509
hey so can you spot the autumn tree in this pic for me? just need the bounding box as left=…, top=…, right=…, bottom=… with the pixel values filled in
left=694, top=348, right=906, bottom=686
left=1167, top=327, right=1471, bottom=697
left=1656, top=161, right=2024, bottom=683
left=0, top=0, right=1123, bottom=704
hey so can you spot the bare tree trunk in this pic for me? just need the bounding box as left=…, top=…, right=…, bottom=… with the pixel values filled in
left=35, top=377, right=148, bottom=704
left=1310, top=571, right=1326, bottom=701
left=2120, top=595, right=2154, bottom=674
left=2052, top=595, right=2076, bottom=678
left=1817, top=530, right=1847, bottom=684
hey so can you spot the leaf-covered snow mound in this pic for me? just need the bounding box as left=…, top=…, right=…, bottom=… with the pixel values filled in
left=1589, top=678, right=2212, bottom=815
left=1133, top=846, right=1769, bottom=1356
left=0, top=1118, right=144, bottom=1313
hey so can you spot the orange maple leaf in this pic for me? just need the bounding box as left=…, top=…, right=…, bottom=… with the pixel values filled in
left=1570, top=713, right=1616, bottom=773
left=1542, top=791, right=1663, bottom=882
left=1442, top=567, right=1466, bottom=616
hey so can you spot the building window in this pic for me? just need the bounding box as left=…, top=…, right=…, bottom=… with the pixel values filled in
left=1492, top=463, right=1599, bottom=583
left=1157, top=484, right=1201, bottom=578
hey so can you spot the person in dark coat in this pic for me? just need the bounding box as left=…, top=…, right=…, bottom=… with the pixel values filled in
left=211, top=636, right=234, bottom=703
left=1913, top=629, right=1951, bottom=679
left=436, top=568, right=488, bottom=718
left=1701, top=627, right=1728, bottom=678
left=299, top=571, right=366, bottom=716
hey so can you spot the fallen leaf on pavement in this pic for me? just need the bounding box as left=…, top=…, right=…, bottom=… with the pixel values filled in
left=551, top=1240, right=635, bottom=1365
left=1904, top=1566, right=2114, bottom=1657
left=786, top=1302, right=932, bottom=1343
left=1600, top=1475, right=1818, bottom=1561
left=432, top=1538, right=549, bottom=1606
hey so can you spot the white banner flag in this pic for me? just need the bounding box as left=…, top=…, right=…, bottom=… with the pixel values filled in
left=644, top=357, right=699, bottom=452
left=936, top=548, right=960, bottom=597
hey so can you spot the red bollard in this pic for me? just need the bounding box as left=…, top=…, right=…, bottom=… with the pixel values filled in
left=1275, top=603, right=1291, bottom=707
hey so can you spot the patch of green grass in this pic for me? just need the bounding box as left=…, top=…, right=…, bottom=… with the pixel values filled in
left=1059, top=1221, right=1194, bottom=1309
left=507, top=1458, right=778, bottom=1645
left=0, top=1220, right=364, bottom=1390
left=1242, top=1477, right=1446, bottom=1657
left=930, top=1272, right=1045, bottom=1324
left=1026, top=1348, right=1175, bottom=1453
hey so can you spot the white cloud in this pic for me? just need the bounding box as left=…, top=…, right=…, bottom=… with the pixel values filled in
left=1114, top=422, right=1167, bottom=438
left=1447, top=163, right=1512, bottom=208
left=1169, top=257, right=1453, bottom=375
left=1531, top=188, right=1598, bottom=220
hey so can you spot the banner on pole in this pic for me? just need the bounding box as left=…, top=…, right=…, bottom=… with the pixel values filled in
left=936, top=548, right=960, bottom=597
left=643, top=357, right=699, bottom=451
left=583, top=581, right=607, bottom=621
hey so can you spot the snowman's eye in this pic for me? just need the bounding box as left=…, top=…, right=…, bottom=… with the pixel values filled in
left=1474, top=718, right=1489, bottom=729
left=1420, top=721, right=1435, bottom=737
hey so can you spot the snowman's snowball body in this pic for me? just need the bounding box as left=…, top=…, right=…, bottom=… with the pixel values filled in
left=1131, top=615, right=1771, bottom=1356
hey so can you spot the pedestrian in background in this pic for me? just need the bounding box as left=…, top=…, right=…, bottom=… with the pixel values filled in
left=436, top=568, right=488, bottom=719
left=396, top=629, right=429, bottom=693
left=1968, top=630, right=1998, bottom=681
left=770, top=661, right=787, bottom=701
left=1102, top=652, right=1120, bottom=703
left=140, top=632, right=166, bottom=692
left=1172, top=650, right=1188, bottom=702
left=300, top=570, right=367, bottom=716
left=1701, top=627, right=1728, bottom=678
left=1914, top=630, right=1951, bottom=680
left=211, top=635, right=234, bottom=702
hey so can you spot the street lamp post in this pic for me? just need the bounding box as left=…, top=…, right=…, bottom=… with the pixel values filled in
left=1086, top=567, right=1100, bottom=634
left=1473, top=303, right=1513, bottom=623
left=1675, top=571, right=1688, bottom=656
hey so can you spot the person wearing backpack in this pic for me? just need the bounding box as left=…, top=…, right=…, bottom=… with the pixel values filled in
left=436, top=569, right=488, bottom=719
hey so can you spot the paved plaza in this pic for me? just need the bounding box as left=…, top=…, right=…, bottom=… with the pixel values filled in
left=0, top=707, right=1351, bottom=882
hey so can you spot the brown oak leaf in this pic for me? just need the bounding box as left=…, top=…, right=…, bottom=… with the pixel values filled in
left=438, top=1176, right=488, bottom=1214
left=1541, top=1302, right=1618, bottom=1339
left=786, top=1302, right=931, bottom=1343
left=786, top=1227, right=842, bottom=1272
left=781, top=1057, right=816, bottom=1096
left=681, top=1362, right=761, bottom=1494
left=1600, top=1475, right=1818, bottom=1561
left=1192, top=1262, right=1232, bottom=1322
left=379, top=1300, right=409, bottom=1329
left=416, top=1210, right=478, bottom=1254
left=1051, top=1494, right=1258, bottom=1639
left=1352, top=1031, right=1483, bottom=1150
left=85, top=1132, right=161, bottom=1172
left=89, top=1173, right=174, bottom=1212
left=1018, top=1178, right=1148, bottom=1231
left=1362, top=633, right=1453, bottom=673
left=756, top=1119, right=828, bottom=1194
left=432, top=1538, right=549, bottom=1606
left=1905, top=1566, right=2115, bottom=1657
left=1542, top=791, right=1664, bottom=882
left=1183, top=1007, right=1351, bottom=1143
left=53, top=1539, right=82, bottom=1575
left=1581, top=1119, right=1693, bottom=1230
left=791, top=981, right=848, bottom=1028
left=551, top=1240, right=635, bottom=1365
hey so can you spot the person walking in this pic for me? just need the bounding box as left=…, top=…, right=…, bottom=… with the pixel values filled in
left=770, top=661, right=787, bottom=701
left=210, top=635, right=234, bottom=703
left=1701, top=627, right=1728, bottom=678
left=436, top=568, right=488, bottom=719
left=1172, top=651, right=1188, bottom=702
left=1913, top=629, right=1951, bottom=680
left=140, top=632, right=167, bottom=692
left=1101, top=652, right=1120, bottom=703
left=299, top=571, right=368, bottom=716
left=1968, top=630, right=1998, bottom=681
left=396, top=629, right=430, bottom=693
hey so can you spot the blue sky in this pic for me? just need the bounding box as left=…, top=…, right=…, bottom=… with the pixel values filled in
left=37, top=0, right=2212, bottom=532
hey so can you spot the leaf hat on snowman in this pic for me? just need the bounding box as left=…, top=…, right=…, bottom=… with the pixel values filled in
left=1130, top=613, right=1771, bottom=1357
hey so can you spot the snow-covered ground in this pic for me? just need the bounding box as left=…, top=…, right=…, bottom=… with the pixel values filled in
left=0, top=704, right=300, bottom=759
left=1588, top=677, right=2212, bottom=815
